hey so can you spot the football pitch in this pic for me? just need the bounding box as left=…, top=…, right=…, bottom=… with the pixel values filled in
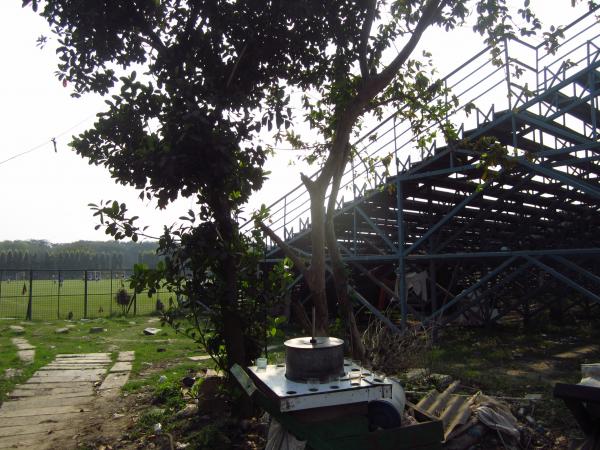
left=0, top=278, right=172, bottom=320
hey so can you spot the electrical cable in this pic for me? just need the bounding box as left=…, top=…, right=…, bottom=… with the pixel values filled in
left=0, top=113, right=96, bottom=167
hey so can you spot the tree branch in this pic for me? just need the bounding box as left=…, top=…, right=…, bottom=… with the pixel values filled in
left=358, top=0, right=442, bottom=104
left=257, top=221, right=309, bottom=280
left=359, top=0, right=377, bottom=79
left=226, top=42, right=248, bottom=88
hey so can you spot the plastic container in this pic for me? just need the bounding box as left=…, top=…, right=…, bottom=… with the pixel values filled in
left=256, top=357, right=268, bottom=370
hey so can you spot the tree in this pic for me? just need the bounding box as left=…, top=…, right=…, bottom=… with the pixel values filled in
left=23, top=0, right=350, bottom=370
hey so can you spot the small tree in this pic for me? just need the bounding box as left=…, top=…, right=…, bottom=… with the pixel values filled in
left=115, top=288, right=130, bottom=315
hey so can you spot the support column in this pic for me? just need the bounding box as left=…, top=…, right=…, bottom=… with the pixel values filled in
left=429, top=242, right=438, bottom=342
left=26, top=270, right=33, bottom=321
left=84, top=270, right=88, bottom=319
left=396, top=179, right=407, bottom=330
left=427, top=185, right=438, bottom=341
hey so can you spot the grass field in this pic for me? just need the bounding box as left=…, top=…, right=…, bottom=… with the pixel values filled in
left=0, top=278, right=174, bottom=320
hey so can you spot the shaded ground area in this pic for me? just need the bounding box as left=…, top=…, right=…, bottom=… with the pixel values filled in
left=398, top=314, right=600, bottom=447
left=2, top=313, right=599, bottom=449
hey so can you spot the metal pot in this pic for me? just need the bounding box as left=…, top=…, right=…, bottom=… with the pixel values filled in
left=284, top=336, right=344, bottom=382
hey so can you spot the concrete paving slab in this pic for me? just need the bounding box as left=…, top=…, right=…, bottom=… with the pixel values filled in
left=9, top=388, right=94, bottom=399
left=0, top=421, right=73, bottom=438
left=0, top=350, right=132, bottom=449
left=27, top=373, right=103, bottom=383
left=0, top=395, right=94, bottom=411
left=56, top=353, right=111, bottom=357
left=12, top=381, right=91, bottom=390
left=0, top=428, right=74, bottom=449
left=42, top=364, right=109, bottom=370
left=11, top=338, right=35, bottom=351
left=0, top=405, right=91, bottom=418
left=0, top=412, right=83, bottom=428
left=109, top=361, right=132, bottom=372
left=188, top=355, right=211, bottom=362
left=33, top=368, right=106, bottom=377
left=117, top=351, right=135, bottom=362
left=17, top=350, right=35, bottom=364
left=99, top=372, right=130, bottom=390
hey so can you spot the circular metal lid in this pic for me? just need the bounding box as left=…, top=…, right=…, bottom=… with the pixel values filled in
left=284, top=336, right=344, bottom=349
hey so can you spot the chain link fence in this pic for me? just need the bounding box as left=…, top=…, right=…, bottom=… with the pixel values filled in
left=0, top=269, right=174, bottom=320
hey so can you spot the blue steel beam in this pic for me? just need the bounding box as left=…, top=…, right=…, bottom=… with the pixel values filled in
left=397, top=163, right=479, bottom=181
left=524, top=256, right=600, bottom=305
left=515, top=111, right=594, bottom=144
left=444, top=261, right=534, bottom=324
left=354, top=206, right=397, bottom=253
left=516, top=158, right=600, bottom=199
left=434, top=172, right=534, bottom=254
left=396, top=179, right=408, bottom=329
left=550, top=255, right=600, bottom=285
left=264, top=247, right=600, bottom=264
left=402, top=178, right=495, bottom=257
left=424, top=256, right=519, bottom=324
left=337, top=243, right=424, bottom=320
left=402, top=147, right=453, bottom=176
left=468, top=59, right=600, bottom=142
left=348, top=286, right=403, bottom=335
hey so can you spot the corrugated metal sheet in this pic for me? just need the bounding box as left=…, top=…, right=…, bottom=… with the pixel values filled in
left=415, top=381, right=479, bottom=441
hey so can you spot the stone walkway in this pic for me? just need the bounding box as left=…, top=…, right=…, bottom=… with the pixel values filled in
left=0, top=351, right=134, bottom=450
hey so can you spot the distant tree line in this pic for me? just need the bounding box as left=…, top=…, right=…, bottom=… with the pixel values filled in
left=0, top=240, right=161, bottom=270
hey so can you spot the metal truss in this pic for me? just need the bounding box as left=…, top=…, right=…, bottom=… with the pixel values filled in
left=248, top=7, right=600, bottom=334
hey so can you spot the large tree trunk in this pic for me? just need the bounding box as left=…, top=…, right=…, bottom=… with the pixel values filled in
left=212, top=198, right=247, bottom=367
left=302, top=175, right=330, bottom=335
left=325, top=149, right=366, bottom=360
left=215, top=208, right=251, bottom=416
left=222, top=250, right=246, bottom=367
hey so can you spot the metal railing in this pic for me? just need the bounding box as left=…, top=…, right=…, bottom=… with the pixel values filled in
left=0, top=269, right=174, bottom=320
left=242, top=7, right=600, bottom=249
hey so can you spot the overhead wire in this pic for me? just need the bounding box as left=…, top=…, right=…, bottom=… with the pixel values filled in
left=0, top=113, right=97, bottom=167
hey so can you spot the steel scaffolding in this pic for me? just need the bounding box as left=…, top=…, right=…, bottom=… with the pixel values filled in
left=244, top=8, right=600, bottom=333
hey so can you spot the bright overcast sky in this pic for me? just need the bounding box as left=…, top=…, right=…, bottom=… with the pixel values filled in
left=0, top=1, right=591, bottom=243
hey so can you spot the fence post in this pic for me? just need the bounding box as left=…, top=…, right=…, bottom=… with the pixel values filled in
left=57, top=270, right=61, bottom=319
left=84, top=270, right=88, bottom=319
left=26, top=270, right=33, bottom=321
left=110, top=270, right=113, bottom=316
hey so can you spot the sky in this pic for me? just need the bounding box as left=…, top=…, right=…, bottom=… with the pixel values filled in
left=0, top=1, right=592, bottom=243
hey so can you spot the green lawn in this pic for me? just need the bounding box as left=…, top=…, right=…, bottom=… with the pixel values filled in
left=0, top=278, right=173, bottom=320
left=0, top=316, right=210, bottom=403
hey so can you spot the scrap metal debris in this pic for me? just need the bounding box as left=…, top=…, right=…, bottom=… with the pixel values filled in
left=412, top=380, right=544, bottom=449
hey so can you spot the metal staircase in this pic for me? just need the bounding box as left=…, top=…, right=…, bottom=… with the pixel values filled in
left=244, top=8, right=600, bottom=332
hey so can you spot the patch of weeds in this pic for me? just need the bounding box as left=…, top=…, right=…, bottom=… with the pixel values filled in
left=135, top=407, right=167, bottom=435
left=153, top=381, right=185, bottom=410
left=189, top=423, right=231, bottom=450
